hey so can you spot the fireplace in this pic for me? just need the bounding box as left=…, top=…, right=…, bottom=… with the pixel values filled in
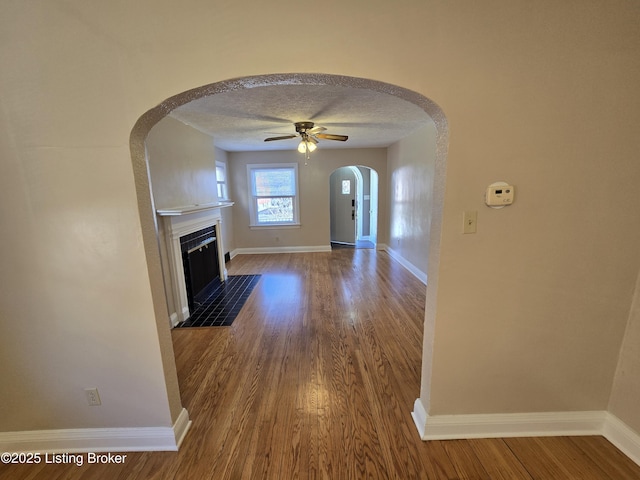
left=157, top=202, right=233, bottom=326
left=180, top=225, right=219, bottom=312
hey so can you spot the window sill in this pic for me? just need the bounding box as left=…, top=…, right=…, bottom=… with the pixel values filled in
left=249, top=224, right=301, bottom=230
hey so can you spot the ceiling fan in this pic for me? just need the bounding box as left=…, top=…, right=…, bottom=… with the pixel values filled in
left=264, top=121, right=348, bottom=154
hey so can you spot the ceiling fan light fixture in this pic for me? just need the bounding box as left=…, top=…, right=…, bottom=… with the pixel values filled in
left=298, top=134, right=317, bottom=154
left=265, top=122, right=347, bottom=164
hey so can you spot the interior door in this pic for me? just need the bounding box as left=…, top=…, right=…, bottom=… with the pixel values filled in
left=330, top=167, right=357, bottom=244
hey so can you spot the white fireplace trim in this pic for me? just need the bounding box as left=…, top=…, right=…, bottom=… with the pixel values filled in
left=158, top=205, right=232, bottom=326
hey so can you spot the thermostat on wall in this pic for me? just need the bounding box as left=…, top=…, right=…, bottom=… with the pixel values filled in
left=485, top=182, right=514, bottom=209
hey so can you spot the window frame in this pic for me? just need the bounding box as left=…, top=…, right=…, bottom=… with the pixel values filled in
left=247, top=163, right=300, bottom=228
left=215, top=161, right=229, bottom=201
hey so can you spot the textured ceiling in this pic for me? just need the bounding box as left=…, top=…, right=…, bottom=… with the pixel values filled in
left=169, top=84, right=432, bottom=152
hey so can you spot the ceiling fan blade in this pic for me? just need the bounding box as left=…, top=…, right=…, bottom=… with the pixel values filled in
left=315, top=133, right=348, bottom=141
left=308, top=126, right=327, bottom=135
left=264, top=135, right=297, bottom=142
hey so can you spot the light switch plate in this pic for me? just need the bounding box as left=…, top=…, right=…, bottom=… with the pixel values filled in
left=463, top=210, right=477, bottom=234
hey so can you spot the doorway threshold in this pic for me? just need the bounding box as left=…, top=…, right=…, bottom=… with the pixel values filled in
left=331, top=240, right=375, bottom=249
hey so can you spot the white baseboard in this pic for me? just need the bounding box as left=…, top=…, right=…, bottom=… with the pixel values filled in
left=603, top=412, right=640, bottom=467
left=172, top=408, right=192, bottom=449
left=0, top=408, right=192, bottom=453
left=168, top=306, right=189, bottom=327
left=232, top=245, right=331, bottom=255
left=411, top=399, right=429, bottom=439
left=417, top=409, right=606, bottom=440
left=412, top=400, right=640, bottom=466
left=384, top=247, right=427, bottom=285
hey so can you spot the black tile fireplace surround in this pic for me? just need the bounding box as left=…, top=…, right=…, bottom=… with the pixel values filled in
left=180, top=226, right=219, bottom=312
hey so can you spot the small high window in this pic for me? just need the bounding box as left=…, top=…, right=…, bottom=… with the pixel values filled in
left=216, top=161, right=228, bottom=201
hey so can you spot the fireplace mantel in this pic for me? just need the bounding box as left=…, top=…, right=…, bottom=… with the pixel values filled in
left=156, top=201, right=234, bottom=217
left=158, top=204, right=232, bottom=327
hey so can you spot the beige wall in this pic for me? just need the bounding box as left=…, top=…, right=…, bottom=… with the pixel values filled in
left=228, top=149, right=388, bottom=250
left=1, top=0, right=640, bottom=442
left=424, top=1, right=640, bottom=416
left=0, top=4, right=178, bottom=430
left=146, top=116, right=218, bottom=210
left=609, top=273, right=640, bottom=432
left=387, top=124, right=437, bottom=277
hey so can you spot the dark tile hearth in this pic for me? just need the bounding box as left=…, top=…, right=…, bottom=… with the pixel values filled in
left=176, top=275, right=261, bottom=328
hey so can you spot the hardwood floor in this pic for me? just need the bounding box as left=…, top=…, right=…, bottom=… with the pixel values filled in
left=2, top=249, right=639, bottom=479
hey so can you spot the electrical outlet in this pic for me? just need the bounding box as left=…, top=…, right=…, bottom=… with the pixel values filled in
left=85, top=388, right=101, bottom=406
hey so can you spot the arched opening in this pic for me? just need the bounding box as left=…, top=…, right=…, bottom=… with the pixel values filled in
left=330, top=165, right=378, bottom=248
left=129, top=73, right=449, bottom=434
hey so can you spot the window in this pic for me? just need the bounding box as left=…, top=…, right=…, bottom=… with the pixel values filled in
left=247, top=163, right=299, bottom=227
left=216, top=161, right=228, bottom=201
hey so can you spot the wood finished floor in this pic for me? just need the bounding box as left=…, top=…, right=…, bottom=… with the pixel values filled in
left=2, top=249, right=640, bottom=479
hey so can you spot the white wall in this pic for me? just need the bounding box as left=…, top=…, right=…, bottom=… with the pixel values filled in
left=387, top=124, right=437, bottom=279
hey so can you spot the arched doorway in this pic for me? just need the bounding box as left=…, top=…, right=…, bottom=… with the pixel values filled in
left=129, top=73, right=449, bottom=436
left=330, top=165, right=378, bottom=248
